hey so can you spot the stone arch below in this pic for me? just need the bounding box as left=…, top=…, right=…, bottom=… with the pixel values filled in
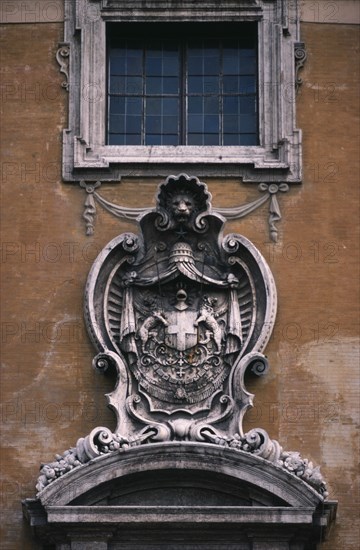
left=24, top=444, right=337, bottom=549
left=69, top=468, right=289, bottom=508
left=38, top=443, right=322, bottom=508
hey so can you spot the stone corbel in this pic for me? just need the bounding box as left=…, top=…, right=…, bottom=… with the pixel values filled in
left=56, top=42, right=70, bottom=91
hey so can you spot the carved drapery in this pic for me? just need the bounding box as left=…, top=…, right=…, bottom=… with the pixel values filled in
left=79, top=180, right=289, bottom=242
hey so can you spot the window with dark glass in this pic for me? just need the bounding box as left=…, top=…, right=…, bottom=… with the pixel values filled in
left=107, top=23, right=258, bottom=146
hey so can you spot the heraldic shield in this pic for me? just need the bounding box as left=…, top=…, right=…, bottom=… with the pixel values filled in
left=85, top=174, right=277, bottom=439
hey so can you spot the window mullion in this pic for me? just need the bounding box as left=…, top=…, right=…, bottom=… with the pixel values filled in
left=180, top=41, right=187, bottom=145
left=220, top=40, right=223, bottom=146
left=142, top=44, right=146, bottom=145
left=106, top=37, right=111, bottom=145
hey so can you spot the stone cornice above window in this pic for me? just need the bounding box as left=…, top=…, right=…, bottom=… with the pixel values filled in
left=60, top=0, right=304, bottom=183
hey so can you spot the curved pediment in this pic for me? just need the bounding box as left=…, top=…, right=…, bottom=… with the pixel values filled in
left=38, top=443, right=322, bottom=509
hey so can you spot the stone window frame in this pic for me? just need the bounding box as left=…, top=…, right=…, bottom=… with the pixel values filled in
left=61, top=0, right=303, bottom=183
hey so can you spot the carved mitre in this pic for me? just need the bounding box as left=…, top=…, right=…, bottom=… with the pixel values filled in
left=84, top=174, right=277, bottom=442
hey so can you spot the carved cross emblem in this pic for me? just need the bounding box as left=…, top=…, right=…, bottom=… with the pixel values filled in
left=165, top=310, right=198, bottom=351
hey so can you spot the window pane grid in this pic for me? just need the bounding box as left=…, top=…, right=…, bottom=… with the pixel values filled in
left=108, top=30, right=258, bottom=146
left=186, top=39, right=257, bottom=146
left=145, top=96, right=180, bottom=145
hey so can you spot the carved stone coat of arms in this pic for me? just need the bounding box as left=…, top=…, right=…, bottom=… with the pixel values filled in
left=33, top=174, right=330, bottom=506
left=84, top=174, right=277, bottom=439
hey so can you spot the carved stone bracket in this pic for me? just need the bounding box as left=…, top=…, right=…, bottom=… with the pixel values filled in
left=79, top=181, right=101, bottom=235
left=56, top=42, right=70, bottom=91
left=81, top=179, right=290, bottom=242
left=295, top=42, right=307, bottom=92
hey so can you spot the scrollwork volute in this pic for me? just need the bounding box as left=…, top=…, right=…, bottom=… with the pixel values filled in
left=55, top=43, right=70, bottom=91
left=295, top=42, right=307, bottom=92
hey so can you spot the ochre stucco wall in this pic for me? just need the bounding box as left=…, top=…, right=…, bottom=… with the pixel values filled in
left=0, top=19, right=359, bottom=550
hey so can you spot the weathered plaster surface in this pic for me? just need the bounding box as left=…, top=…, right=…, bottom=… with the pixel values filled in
left=0, top=15, right=359, bottom=550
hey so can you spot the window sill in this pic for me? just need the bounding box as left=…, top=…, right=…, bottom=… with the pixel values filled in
left=70, top=139, right=302, bottom=182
